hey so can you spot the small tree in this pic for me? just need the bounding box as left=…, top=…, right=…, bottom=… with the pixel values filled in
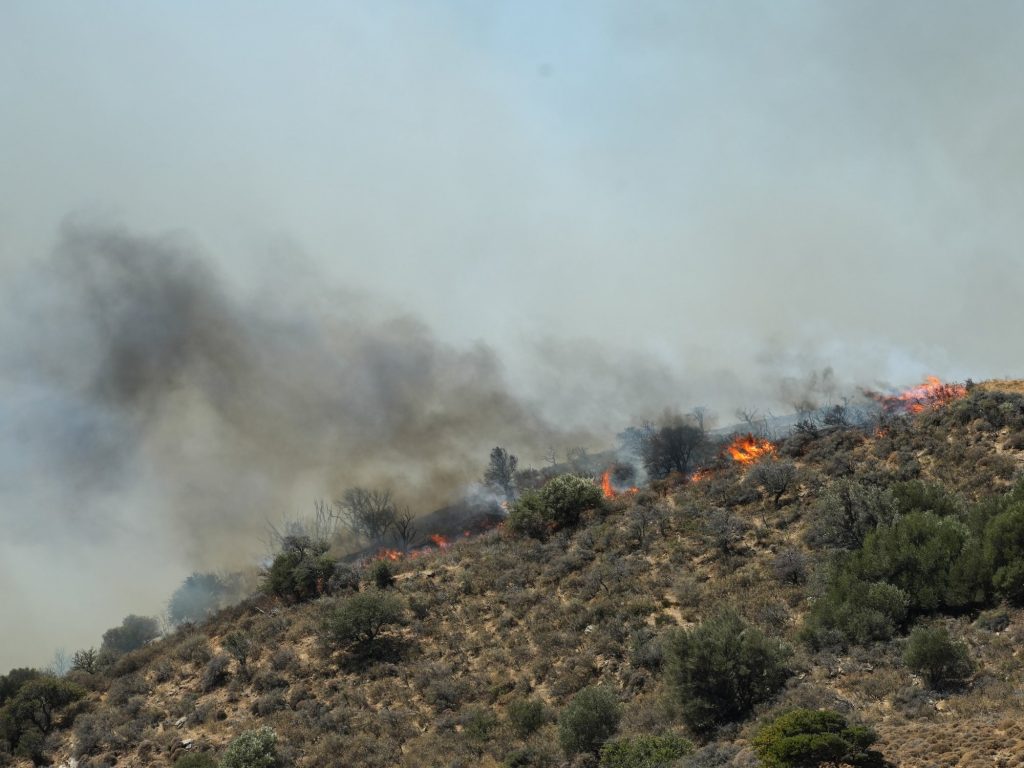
left=558, top=685, right=621, bottom=756
left=263, top=535, right=336, bottom=603
left=749, top=460, right=798, bottom=508
left=333, top=488, right=397, bottom=544
left=223, top=632, right=253, bottom=674
left=641, top=415, right=705, bottom=480
left=507, top=697, right=550, bottom=737
left=322, top=591, right=405, bottom=650
left=663, top=609, right=791, bottom=735
left=903, top=625, right=973, bottom=689
left=753, top=709, right=881, bottom=768
left=100, top=615, right=160, bottom=657
left=0, top=676, right=85, bottom=761
left=219, top=726, right=280, bottom=768
left=169, top=572, right=228, bottom=625
left=484, top=446, right=519, bottom=500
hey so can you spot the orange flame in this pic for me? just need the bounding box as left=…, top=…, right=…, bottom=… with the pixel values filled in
left=727, top=434, right=777, bottom=465
left=376, top=549, right=403, bottom=562
left=600, top=469, right=638, bottom=499
left=868, top=376, right=966, bottom=414
left=429, top=533, right=451, bottom=549
left=691, top=468, right=712, bottom=483
left=601, top=470, right=615, bottom=499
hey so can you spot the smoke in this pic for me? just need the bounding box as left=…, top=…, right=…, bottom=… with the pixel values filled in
left=0, top=222, right=603, bottom=666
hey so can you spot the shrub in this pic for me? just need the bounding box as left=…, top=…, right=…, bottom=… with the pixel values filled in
left=663, top=609, right=791, bottom=735
left=749, top=460, right=797, bottom=508
left=903, top=625, right=973, bottom=689
left=983, top=504, right=1024, bottom=604
left=169, top=573, right=229, bottom=625
left=806, top=480, right=896, bottom=550
left=263, top=535, right=337, bottom=603
left=322, top=590, right=405, bottom=649
left=801, top=572, right=910, bottom=649
left=0, top=676, right=85, bottom=761
left=220, top=726, right=280, bottom=768
left=100, top=614, right=160, bottom=657
left=200, top=654, right=231, bottom=692
left=599, top=734, right=693, bottom=767
left=771, top=549, right=809, bottom=585
left=173, top=753, right=217, bottom=768
left=369, top=560, right=395, bottom=589
left=753, top=709, right=881, bottom=768
left=558, top=685, right=621, bottom=756
left=507, top=697, right=550, bottom=737
left=0, top=668, right=40, bottom=707
left=223, top=632, right=253, bottom=672
left=508, top=475, right=603, bottom=538
left=175, top=635, right=213, bottom=665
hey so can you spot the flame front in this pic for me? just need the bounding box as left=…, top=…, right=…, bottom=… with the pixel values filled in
left=601, top=470, right=615, bottom=499
left=727, top=434, right=777, bottom=465
left=867, top=376, right=967, bottom=414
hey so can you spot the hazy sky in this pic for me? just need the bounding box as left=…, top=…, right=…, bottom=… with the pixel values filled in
left=2, top=2, right=1024, bottom=669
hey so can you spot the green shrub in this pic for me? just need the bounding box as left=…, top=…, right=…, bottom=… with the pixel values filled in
left=663, top=609, right=791, bottom=735
left=801, top=572, right=910, bottom=648
left=369, top=559, right=395, bottom=589
left=903, top=625, right=973, bottom=689
left=599, top=734, right=693, bottom=767
left=0, top=668, right=40, bottom=707
left=558, top=685, right=621, bottom=756
left=174, top=753, right=218, bottom=768
left=322, top=590, right=405, bottom=649
left=263, top=536, right=337, bottom=603
left=0, top=676, right=85, bottom=761
left=983, top=504, right=1024, bottom=604
left=507, top=697, right=549, bottom=737
left=100, top=614, right=161, bottom=656
left=753, top=709, right=881, bottom=768
left=508, top=474, right=603, bottom=538
left=219, top=726, right=280, bottom=768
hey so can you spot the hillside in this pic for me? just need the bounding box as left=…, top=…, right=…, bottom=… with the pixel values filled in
left=8, top=380, right=1024, bottom=768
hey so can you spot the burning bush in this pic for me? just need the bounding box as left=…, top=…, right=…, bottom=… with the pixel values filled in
left=507, top=474, right=603, bottom=539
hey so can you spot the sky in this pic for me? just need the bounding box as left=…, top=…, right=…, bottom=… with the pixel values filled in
left=2, top=1, right=1023, bottom=669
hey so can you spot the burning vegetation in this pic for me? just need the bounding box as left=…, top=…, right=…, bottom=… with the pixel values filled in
left=726, top=433, right=777, bottom=465
left=866, top=375, right=968, bottom=415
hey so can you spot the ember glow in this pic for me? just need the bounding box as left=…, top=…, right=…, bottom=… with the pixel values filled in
left=867, top=376, right=967, bottom=415
left=690, top=468, right=712, bottom=483
left=726, top=434, right=777, bottom=465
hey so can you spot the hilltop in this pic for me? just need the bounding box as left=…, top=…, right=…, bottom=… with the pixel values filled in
left=6, top=380, right=1024, bottom=768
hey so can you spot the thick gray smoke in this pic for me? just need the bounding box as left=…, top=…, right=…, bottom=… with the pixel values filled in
left=0, top=223, right=604, bottom=667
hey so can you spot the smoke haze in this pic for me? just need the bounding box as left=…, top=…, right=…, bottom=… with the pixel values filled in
left=3, top=1, right=1024, bottom=668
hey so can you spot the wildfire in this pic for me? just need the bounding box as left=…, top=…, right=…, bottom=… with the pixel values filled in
left=867, top=376, right=967, bottom=415
left=690, top=468, right=712, bottom=483
left=429, top=533, right=451, bottom=549
left=600, top=469, right=639, bottom=499
left=601, top=470, right=615, bottom=499
left=726, top=434, right=777, bottom=465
